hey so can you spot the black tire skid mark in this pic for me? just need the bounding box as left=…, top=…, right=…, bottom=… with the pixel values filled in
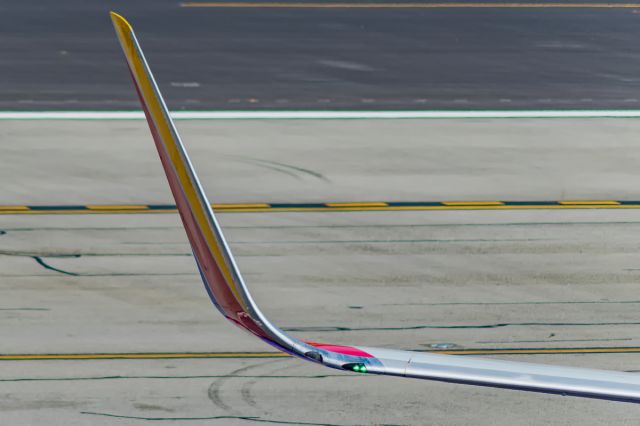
left=208, top=359, right=282, bottom=415
left=228, top=155, right=329, bottom=182
left=240, top=359, right=292, bottom=409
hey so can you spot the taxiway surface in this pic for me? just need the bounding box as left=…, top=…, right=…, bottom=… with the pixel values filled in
left=2, top=118, right=640, bottom=424
left=4, top=0, right=640, bottom=110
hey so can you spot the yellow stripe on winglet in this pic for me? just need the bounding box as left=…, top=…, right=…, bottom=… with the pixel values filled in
left=110, top=12, right=246, bottom=308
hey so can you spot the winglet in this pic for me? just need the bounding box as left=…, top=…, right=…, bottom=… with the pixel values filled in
left=109, top=12, right=322, bottom=360
left=110, top=11, right=266, bottom=336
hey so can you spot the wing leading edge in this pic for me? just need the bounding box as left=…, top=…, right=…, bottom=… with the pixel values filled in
left=110, top=11, right=640, bottom=403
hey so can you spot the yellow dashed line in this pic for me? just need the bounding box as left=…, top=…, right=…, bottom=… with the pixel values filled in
left=442, top=201, right=505, bottom=206
left=86, top=205, right=150, bottom=210
left=4, top=202, right=640, bottom=215
left=0, top=206, right=29, bottom=211
left=0, top=210, right=92, bottom=215
left=3, top=347, right=640, bottom=360
left=0, top=353, right=287, bottom=361
left=261, top=205, right=640, bottom=213
left=212, top=203, right=271, bottom=209
left=325, top=202, right=389, bottom=207
left=0, top=210, right=151, bottom=215
left=559, top=200, right=621, bottom=205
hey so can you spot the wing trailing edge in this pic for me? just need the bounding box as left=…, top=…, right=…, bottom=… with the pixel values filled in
left=110, top=11, right=640, bottom=403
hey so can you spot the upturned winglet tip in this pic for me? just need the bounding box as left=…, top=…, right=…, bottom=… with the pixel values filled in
left=110, top=11, right=133, bottom=32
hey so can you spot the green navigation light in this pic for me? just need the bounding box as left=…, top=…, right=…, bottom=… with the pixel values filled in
left=342, top=362, right=368, bottom=373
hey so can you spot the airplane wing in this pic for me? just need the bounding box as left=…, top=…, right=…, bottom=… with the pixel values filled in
left=110, top=11, right=640, bottom=403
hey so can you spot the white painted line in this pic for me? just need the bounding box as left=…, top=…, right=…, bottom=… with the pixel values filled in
left=3, top=110, right=640, bottom=120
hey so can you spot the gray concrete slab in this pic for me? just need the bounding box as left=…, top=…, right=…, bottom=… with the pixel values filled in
left=2, top=357, right=640, bottom=426
left=3, top=119, right=640, bottom=423
left=3, top=209, right=640, bottom=354
left=3, top=118, right=640, bottom=204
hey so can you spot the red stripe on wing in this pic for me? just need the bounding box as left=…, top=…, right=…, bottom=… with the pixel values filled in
left=306, top=341, right=374, bottom=358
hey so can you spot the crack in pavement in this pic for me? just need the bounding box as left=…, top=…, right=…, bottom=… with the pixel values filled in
left=0, top=374, right=348, bottom=383
left=284, top=322, right=640, bottom=332
left=0, top=307, right=50, bottom=311
left=32, top=256, right=79, bottom=276
left=2, top=247, right=637, bottom=308
left=81, top=411, right=371, bottom=425
left=31, top=256, right=176, bottom=277
left=0, top=273, right=193, bottom=278
left=0, top=250, right=189, bottom=257
left=0, top=252, right=193, bottom=277
left=382, top=300, right=640, bottom=306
